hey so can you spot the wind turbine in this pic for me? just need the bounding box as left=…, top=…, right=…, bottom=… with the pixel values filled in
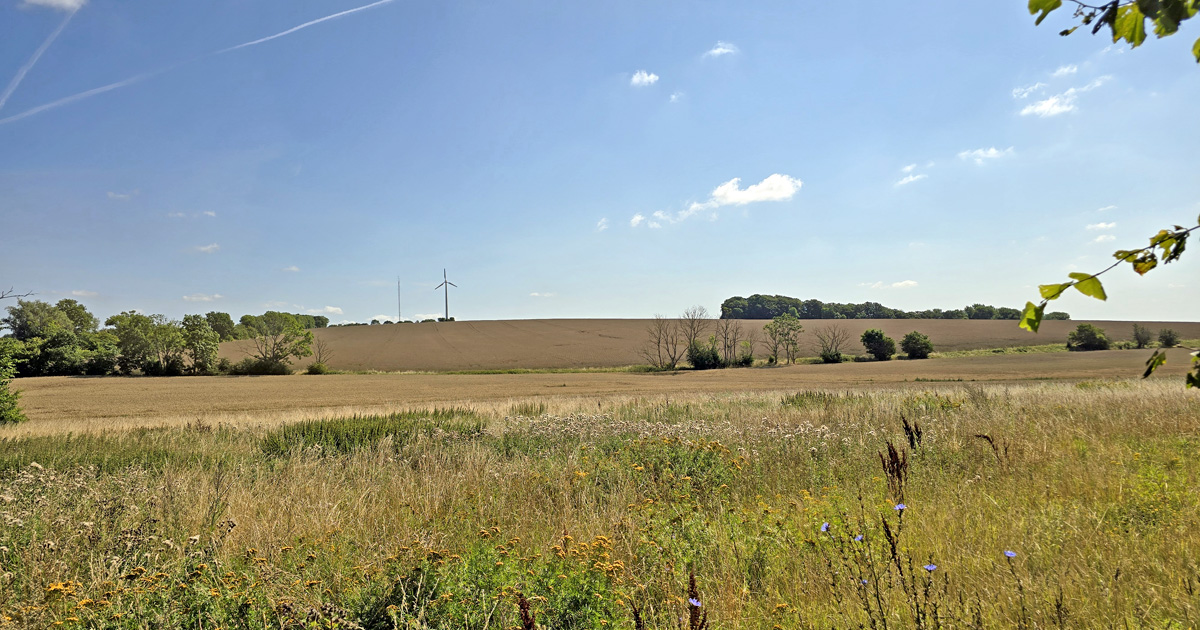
left=397, top=276, right=402, bottom=322
left=434, top=269, right=457, bottom=321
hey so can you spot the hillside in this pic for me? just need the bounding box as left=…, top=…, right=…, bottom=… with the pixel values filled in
left=218, top=318, right=1200, bottom=372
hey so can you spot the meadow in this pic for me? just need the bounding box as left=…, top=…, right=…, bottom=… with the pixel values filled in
left=3, top=379, right=1200, bottom=628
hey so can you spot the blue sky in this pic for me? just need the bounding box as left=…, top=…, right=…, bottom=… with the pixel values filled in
left=2, top=0, right=1198, bottom=324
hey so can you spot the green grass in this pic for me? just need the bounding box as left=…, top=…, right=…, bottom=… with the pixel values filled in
left=3, top=382, right=1200, bottom=628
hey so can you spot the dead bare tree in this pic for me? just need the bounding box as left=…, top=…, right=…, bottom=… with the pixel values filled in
left=639, top=315, right=684, bottom=370
left=814, top=323, right=851, bottom=363
left=715, top=318, right=743, bottom=365
left=312, top=335, right=335, bottom=366
left=678, top=305, right=712, bottom=351
left=0, top=287, right=33, bottom=301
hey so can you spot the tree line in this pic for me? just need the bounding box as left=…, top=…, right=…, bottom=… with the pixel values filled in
left=719, top=294, right=1071, bottom=321
left=0, top=299, right=319, bottom=379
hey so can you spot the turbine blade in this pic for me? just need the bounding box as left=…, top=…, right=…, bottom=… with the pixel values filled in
left=448, top=282, right=457, bottom=287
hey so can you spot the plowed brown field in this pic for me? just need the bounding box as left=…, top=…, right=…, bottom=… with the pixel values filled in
left=222, top=318, right=1200, bottom=372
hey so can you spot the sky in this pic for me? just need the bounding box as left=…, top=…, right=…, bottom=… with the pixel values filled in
left=2, top=0, right=1199, bottom=325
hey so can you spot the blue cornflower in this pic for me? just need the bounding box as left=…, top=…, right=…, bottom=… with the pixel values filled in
left=821, top=522, right=830, bottom=532
left=689, top=598, right=701, bottom=608
left=861, top=579, right=869, bottom=585
left=854, top=535, right=863, bottom=542
left=924, top=564, right=937, bottom=572
left=894, top=503, right=907, bottom=511
left=1004, top=550, right=1017, bottom=558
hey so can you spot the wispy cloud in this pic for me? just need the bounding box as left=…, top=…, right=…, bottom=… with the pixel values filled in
left=201, top=210, right=216, bottom=217
left=307, top=306, right=343, bottom=315
left=703, top=41, right=739, bottom=58
left=643, top=174, right=802, bottom=226
left=860, top=280, right=919, bottom=289
left=529, top=292, right=556, bottom=298
left=895, top=173, right=927, bottom=187
left=1020, top=76, right=1110, bottom=117
left=370, top=314, right=394, bottom=323
left=1012, top=82, right=1046, bottom=99
left=167, top=212, right=186, bottom=218
left=70, top=289, right=97, bottom=297
left=1097, top=205, right=1117, bottom=212
left=1086, top=222, right=1116, bottom=230
left=1093, top=234, right=1116, bottom=243
left=630, top=214, right=645, bottom=228
left=900, top=164, right=917, bottom=173
left=669, top=91, right=684, bottom=103
left=630, top=70, right=659, bottom=86
left=0, top=8, right=78, bottom=113
left=21, top=0, right=88, bottom=10
left=957, top=146, right=1014, bottom=165
left=282, top=265, right=301, bottom=272
left=1051, top=64, right=1078, bottom=77
left=0, top=0, right=396, bottom=127
left=595, top=218, right=608, bottom=232
left=183, top=293, right=223, bottom=302
left=196, top=243, right=220, bottom=254
left=107, top=190, right=137, bottom=201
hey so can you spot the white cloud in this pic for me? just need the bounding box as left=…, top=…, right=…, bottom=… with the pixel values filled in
left=1086, top=222, right=1116, bottom=230
left=370, top=314, right=394, bottom=323
left=703, top=41, right=739, bottom=58
left=1012, top=82, right=1046, bottom=99
left=630, top=214, right=645, bottom=227
left=282, top=265, right=301, bottom=272
left=642, top=174, right=802, bottom=226
left=202, top=210, right=216, bottom=217
left=307, top=306, right=343, bottom=315
left=648, top=221, right=662, bottom=229
left=1051, top=64, right=1078, bottom=77
left=895, top=173, right=928, bottom=187
left=860, top=280, right=919, bottom=289
left=630, top=70, right=659, bottom=87
left=107, top=190, right=136, bottom=201
left=167, top=212, right=186, bottom=218
left=529, top=292, right=556, bottom=298
left=957, top=146, right=1014, bottom=165
left=900, top=164, right=917, bottom=173
left=1097, top=205, right=1117, bottom=212
left=596, top=218, right=608, bottom=232
left=70, top=290, right=97, bottom=297
left=1020, top=76, right=1110, bottom=117
left=183, top=293, right=223, bottom=302
left=669, top=91, right=684, bottom=103
left=1093, top=234, right=1116, bottom=243
left=196, top=243, right=220, bottom=254
left=20, top=0, right=87, bottom=10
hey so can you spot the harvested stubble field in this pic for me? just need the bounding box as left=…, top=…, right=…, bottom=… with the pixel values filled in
left=10, top=347, right=1200, bottom=435
left=2, top=381, right=1200, bottom=628
left=220, top=318, right=1200, bottom=372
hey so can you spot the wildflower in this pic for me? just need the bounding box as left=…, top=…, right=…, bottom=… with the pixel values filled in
left=924, top=564, right=937, bottom=572
left=894, top=503, right=907, bottom=512
left=1004, top=550, right=1017, bottom=558
left=820, top=522, right=830, bottom=532
left=689, top=598, right=701, bottom=607
left=854, top=535, right=863, bottom=542
left=861, top=579, right=868, bottom=585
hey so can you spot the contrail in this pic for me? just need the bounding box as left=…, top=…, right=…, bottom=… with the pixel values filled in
left=217, top=0, right=395, bottom=54
left=0, top=0, right=396, bottom=127
left=0, top=8, right=78, bottom=113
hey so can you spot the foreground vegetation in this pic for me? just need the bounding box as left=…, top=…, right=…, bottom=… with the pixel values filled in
left=1, top=382, right=1198, bottom=628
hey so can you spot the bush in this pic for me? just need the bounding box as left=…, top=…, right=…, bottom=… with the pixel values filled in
left=215, top=357, right=233, bottom=374
left=1067, top=323, right=1110, bottom=351
left=306, top=362, right=330, bottom=375
left=1159, top=328, right=1181, bottom=347
left=0, top=354, right=25, bottom=425
left=819, top=349, right=843, bottom=364
left=686, top=338, right=725, bottom=370
left=1132, top=324, right=1154, bottom=349
left=860, top=329, right=896, bottom=361
left=228, top=357, right=293, bottom=375
left=900, top=331, right=933, bottom=359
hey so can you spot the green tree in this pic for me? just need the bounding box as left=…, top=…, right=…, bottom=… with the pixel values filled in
left=1159, top=328, right=1181, bottom=347
left=900, top=331, right=934, bottom=359
left=2, top=299, right=72, bottom=340
left=1067, top=323, right=1111, bottom=351
left=763, top=313, right=804, bottom=364
left=1132, top=324, right=1154, bottom=349
left=861, top=329, right=896, bottom=361
left=205, top=311, right=238, bottom=341
left=182, top=314, right=220, bottom=375
left=105, top=311, right=155, bottom=375
left=53, top=298, right=98, bottom=334
left=0, top=344, right=25, bottom=425
left=248, top=311, right=313, bottom=370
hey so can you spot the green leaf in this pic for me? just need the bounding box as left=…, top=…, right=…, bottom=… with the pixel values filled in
left=1019, top=301, right=1045, bottom=333
left=1112, top=249, right=1140, bottom=262
left=1038, top=282, right=1072, bottom=300
left=1115, top=4, right=1149, bottom=46
left=1143, top=349, right=1167, bottom=378
left=1068, top=273, right=1108, bottom=301
left=1133, top=254, right=1159, bottom=275
left=1030, top=0, right=1063, bottom=25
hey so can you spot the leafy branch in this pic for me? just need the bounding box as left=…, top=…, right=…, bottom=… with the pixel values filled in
left=1029, top=0, right=1200, bottom=62
left=1020, top=218, right=1199, bottom=386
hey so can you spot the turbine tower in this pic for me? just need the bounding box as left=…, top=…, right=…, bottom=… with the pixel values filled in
left=434, top=269, right=457, bottom=321
left=397, top=276, right=402, bottom=323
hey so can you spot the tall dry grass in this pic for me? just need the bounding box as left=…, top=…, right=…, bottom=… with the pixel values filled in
left=1, top=380, right=1198, bottom=628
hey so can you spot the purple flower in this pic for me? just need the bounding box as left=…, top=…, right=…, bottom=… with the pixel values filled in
left=689, top=598, right=701, bottom=608
left=854, top=535, right=863, bottom=542
left=894, top=503, right=907, bottom=512
left=861, top=579, right=869, bottom=585
left=923, top=564, right=937, bottom=572
left=1004, top=550, right=1017, bottom=558
left=821, top=522, right=830, bottom=532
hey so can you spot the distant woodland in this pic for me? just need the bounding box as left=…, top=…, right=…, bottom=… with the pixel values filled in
left=719, top=294, right=1071, bottom=321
